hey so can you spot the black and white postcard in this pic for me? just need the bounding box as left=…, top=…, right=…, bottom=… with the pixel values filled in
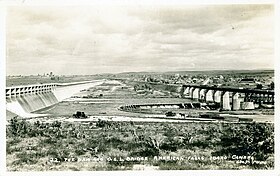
left=0, top=0, right=279, bottom=176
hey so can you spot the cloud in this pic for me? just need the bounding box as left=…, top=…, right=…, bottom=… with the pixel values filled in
left=6, top=5, right=274, bottom=75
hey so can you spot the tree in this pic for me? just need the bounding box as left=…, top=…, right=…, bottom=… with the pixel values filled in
left=256, top=84, right=263, bottom=89
left=270, top=82, right=274, bottom=90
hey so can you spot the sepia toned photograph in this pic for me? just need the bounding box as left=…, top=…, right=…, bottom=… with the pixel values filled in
left=2, top=2, right=277, bottom=174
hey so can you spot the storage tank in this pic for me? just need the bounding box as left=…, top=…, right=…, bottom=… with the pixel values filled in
left=241, top=102, right=254, bottom=110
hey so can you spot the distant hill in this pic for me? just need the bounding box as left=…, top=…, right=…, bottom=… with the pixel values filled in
left=116, top=69, right=274, bottom=76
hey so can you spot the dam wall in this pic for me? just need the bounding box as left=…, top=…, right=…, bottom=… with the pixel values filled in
left=6, top=80, right=103, bottom=118
left=6, top=92, right=59, bottom=117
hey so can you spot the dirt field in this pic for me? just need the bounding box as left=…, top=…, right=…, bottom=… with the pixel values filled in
left=34, top=80, right=273, bottom=123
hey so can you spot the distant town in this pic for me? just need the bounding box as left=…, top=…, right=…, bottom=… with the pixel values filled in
left=6, top=70, right=274, bottom=90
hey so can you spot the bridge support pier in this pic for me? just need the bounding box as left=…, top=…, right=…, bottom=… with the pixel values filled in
left=221, top=91, right=231, bottom=110
left=192, top=88, right=199, bottom=100
left=189, top=87, right=194, bottom=99
left=205, top=89, right=214, bottom=102
left=199, top=89, right=206, bottom=101
left=269, top=94, right=274, bottom=104
left=181, top=86, right=190, bottom=98
left=213, top=90, right=221, bottom=103
left=232, top=92, right=240, bottom=110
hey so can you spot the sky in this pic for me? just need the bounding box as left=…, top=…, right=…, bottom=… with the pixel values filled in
left=6, top=4, right=274, bottom=75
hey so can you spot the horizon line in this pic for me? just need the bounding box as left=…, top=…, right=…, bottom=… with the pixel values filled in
left=6, top=68, right=275, bottom=76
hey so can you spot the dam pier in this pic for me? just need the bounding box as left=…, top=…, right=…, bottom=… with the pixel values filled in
left=5, top=80, right=95, bottom=97
left=6, top=83, right=57, bottom=97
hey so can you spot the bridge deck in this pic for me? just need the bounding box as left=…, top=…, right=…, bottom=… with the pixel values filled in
left=183, top=84, right=274, bottom=95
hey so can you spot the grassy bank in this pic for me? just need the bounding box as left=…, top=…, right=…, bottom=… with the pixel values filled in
left=6, top=117, right=274, bottom=171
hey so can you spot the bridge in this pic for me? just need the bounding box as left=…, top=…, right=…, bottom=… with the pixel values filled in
left=5, top=80, right=96, bottom=98
left=181, top=84, right=274, bottom=110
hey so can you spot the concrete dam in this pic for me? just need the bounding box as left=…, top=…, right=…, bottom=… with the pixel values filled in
left=6, top=80, right=104, bottom=118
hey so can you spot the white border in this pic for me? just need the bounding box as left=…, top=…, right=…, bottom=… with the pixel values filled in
left=273, top=0, right=280, bottom=174
left=0, top=0, right=279, bottom=176
left=0, top=3, right=6, bottom=176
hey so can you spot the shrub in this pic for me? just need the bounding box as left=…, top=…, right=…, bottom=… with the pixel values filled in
left=13, top=151, right=39, bottom=165
left=215, top=123, right=274, bottom=163
left=7, top=117, right=30, bottom=137
left=96, top=119, right=111, bottom=128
